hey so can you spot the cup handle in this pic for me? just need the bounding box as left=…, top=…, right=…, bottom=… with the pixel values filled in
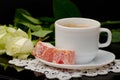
left=99, top=28, right=112, bottom=48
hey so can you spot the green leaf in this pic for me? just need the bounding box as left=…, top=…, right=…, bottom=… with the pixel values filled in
left=0, top=55, right=24, bottom=72
left=32, top=40, right=39, bottom=46
left=50, top=23, right=55, bottom=30
left=39, top=17, right=56, bottom=23
left=112, top=29, right=120, bottom=42
left=12, top=66, right=24, bottom=72
left=16, top=9, right=31, bottom=16
left=28, top=29, right=32, bottom=40
left=31, top=29, right=52, bottom=37
left=101, top=21, right=120, bottom=26
left=53, top=0, right=81, bottom=19
left=22, top=13, right=42, bottom=24
left=14, top=9, right=42, bottom=26
left=14, top=9, right=31, bottom=25
left=19, top=22, right=42, bottom=31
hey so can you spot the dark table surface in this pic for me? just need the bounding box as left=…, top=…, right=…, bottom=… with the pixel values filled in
left=0, top=43, right=120, bottom=80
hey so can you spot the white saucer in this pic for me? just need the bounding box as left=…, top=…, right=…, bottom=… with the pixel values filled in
left=37, top=50, right=115, bottom=70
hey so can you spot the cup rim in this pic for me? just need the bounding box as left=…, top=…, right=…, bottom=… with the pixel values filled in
left=55, top=17, right=101, bottom=30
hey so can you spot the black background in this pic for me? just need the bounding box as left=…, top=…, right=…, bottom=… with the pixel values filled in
left=0, top=0, right=119, bottom=25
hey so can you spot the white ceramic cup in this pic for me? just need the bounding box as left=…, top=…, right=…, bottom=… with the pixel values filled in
left=55, top=18, right=112, bottom=64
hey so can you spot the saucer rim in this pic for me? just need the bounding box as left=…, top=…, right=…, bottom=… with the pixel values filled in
left=36, top=49, right=115, bottom=70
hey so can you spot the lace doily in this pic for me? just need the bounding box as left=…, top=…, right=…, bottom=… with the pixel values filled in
left=9, top=58, right=120, bottom=80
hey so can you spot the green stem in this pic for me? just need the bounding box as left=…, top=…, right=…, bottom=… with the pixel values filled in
left=101, top=21, right=120, bottom=26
